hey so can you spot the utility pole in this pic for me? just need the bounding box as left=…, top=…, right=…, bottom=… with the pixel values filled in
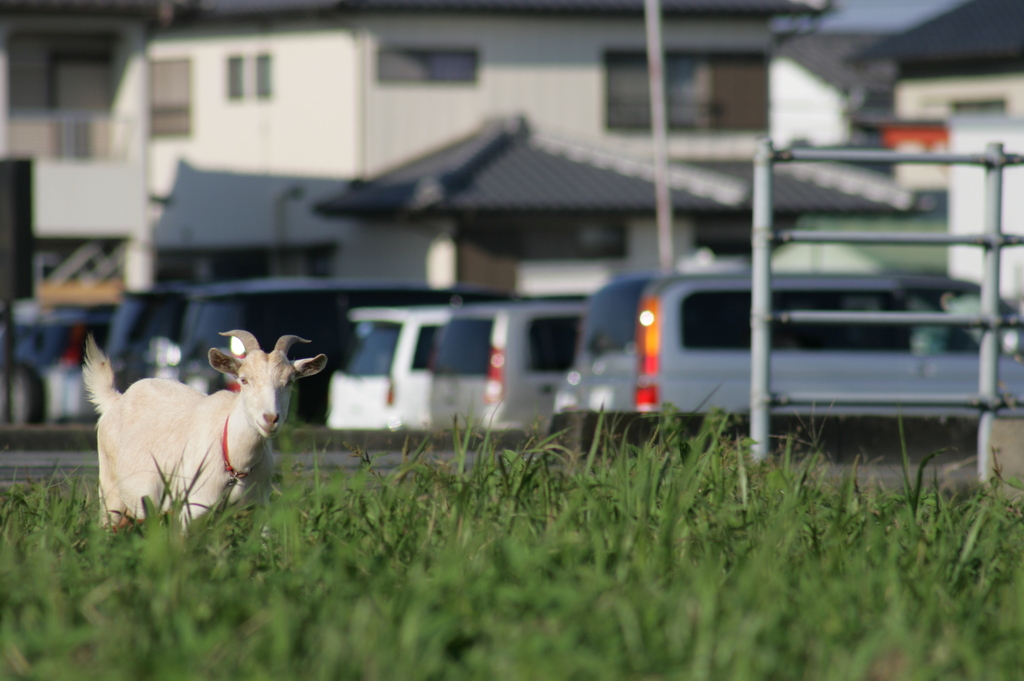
left=644, top=0, right=674, bottom=274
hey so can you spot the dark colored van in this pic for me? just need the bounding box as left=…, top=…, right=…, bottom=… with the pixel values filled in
left=105, top=283, right=195, bottom=391
left=177, top=278, right=510, bottom=423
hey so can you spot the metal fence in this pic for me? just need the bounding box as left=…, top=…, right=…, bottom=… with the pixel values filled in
left=750, top=139, right=1024, bottom=480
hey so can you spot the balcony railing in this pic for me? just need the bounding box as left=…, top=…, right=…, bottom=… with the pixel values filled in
left=8, top=111, right=132, bottom=161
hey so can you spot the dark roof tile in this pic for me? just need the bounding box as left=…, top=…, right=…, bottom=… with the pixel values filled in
left=0, top=0, right=159, bottom=13
left=316, top=116, right=916, bottom=217
left=198, top=0, right=822, bottom=16
left=775, top=32, right=896, bottom=92
left=859, top=0, right=1024, bottom=63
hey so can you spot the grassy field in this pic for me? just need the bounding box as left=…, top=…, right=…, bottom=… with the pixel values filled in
left=2, top=414, right=1024, bottom=680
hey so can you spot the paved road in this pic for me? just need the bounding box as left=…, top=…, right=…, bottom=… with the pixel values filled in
left=0, top=450, right=456, bottom=487
left=0, top=449, right=982, bottom=491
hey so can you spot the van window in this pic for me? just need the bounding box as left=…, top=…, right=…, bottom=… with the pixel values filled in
left=682, top=292, right=750, bottom=349
left=905, top=288, right=981, bottom=354
left=528, top=316, right=579, bottom=371
left=682, top=290, right=905, bottom=350
left=346, top=321, right=401, bottom=376
left=434, top=318, right=493, bottom=375
left=583, top=277, right=653, bottom=355
left=411, top=325, right=439, bottom=370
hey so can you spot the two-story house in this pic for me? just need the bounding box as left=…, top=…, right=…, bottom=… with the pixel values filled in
left=149, top=0, right=924, bottom=293
left=859, top=0, right=1023, bottom=191
left=0, top=0, right=156, bottom=303
left=862, top=0, right=1024, bottom=299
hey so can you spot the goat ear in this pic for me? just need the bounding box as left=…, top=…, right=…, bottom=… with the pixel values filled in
left=209, top=348, right=242, bottom=376
left=293, top=354, right=328, bottom=378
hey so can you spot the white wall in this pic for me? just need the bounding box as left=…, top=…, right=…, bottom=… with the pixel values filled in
left=148, top=23, right=361, bottom=197
left=949, top=118, right=1024, bottom=301
left=359, top=14, right=771, bottom=174
left=34, top=161, right=146, bottom=238
left=769, top=57, right=847, bottom=148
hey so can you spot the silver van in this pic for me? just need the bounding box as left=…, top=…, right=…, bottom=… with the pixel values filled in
left=557, top=273, right=1024, bottom=416
left=430, top=300, right=583, bottom=429
left=327, top=306, right=451, bottom=430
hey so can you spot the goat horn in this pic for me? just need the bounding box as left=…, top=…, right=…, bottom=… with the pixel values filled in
left=274, top=335, right=310, bottom=356
left=219, top=330, right=261, bottom=355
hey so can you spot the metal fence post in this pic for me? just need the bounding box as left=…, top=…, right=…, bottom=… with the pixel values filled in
left=978, top=142, right=1005, bottom=480
left=750, top=138, right=774, bottom=461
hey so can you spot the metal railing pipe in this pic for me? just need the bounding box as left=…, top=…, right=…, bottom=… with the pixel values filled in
left=978, top=142, right=1005, bottom=479
left=776, top=148, right=1024, bottom=166
left=777, top=392, right=1002, bottom=408
left=774, top=231, right=1024, bottom=247
left=750, top=138, right=774, bottom=461
left=775, top=311, right=1022, bottom=328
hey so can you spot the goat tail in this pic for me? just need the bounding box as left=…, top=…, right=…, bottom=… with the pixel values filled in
left=83, top=333, right=120, bottom=415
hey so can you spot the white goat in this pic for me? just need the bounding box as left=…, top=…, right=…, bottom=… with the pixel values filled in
left=83, top=330, right=327, bottom=528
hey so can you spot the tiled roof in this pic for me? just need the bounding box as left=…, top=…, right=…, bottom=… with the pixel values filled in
left=315, top=117, right=917, bottom=217
left=775, top=32, right=896, bottom=92
left=858, top=0, right=1024, bottom=63
left=194, top=0, right=338, bottom=15
left=0, top=0, right=159, bottom=13
left=196, top=0, right=824, bottom=16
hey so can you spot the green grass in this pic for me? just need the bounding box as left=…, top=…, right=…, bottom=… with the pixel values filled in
left=3, top=413, right=1024, bottom=680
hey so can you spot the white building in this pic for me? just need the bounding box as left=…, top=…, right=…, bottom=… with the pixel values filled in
left=0, top=1, right=155, bottom=303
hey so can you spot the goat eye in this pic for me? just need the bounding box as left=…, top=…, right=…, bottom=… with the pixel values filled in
left=239, top=377, right=248, bottom=385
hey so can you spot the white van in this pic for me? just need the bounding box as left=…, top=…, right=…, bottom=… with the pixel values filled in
left=327, top=306, right=451, bottom=429
left=430, top=300, right=583, bottom=429
left=558, top=273, right=1024, bottom=416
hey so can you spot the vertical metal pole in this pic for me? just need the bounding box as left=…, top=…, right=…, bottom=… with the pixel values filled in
left=644, top=0, right=674, bottom=274
left=978, top=142, right=1004, bottom=481
left=750, top=138, right=774, bottom=461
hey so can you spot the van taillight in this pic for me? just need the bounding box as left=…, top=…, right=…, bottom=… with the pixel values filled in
left=386, top=378, right=395, bottom=406
left=635, top=296, right=660, bottom=412
left=485, top=346, right=505, bottom=403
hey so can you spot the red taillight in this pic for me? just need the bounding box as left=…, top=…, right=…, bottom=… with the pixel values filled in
left=636, top=379, right=660, bottom=412
left=485, top=346, right=505, bottom=403
left=635, top=296, right=660, bottom=411
left=386, top=378, right=395, bottom=406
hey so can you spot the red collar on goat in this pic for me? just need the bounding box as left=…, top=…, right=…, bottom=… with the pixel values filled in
left=221, top=415, right=249, bottom=479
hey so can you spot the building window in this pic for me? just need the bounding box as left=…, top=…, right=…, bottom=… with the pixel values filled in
left=227, top=56, right=245, bottom=99
left=605, top=52, right=766, bottom=131
left=256, top=54, right=272, bottom=99
left=378, top=49, right=477, bottom=83
left=150, top=59, right=191, bottom=136
left=952, top=100, right=1005, bottom=116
